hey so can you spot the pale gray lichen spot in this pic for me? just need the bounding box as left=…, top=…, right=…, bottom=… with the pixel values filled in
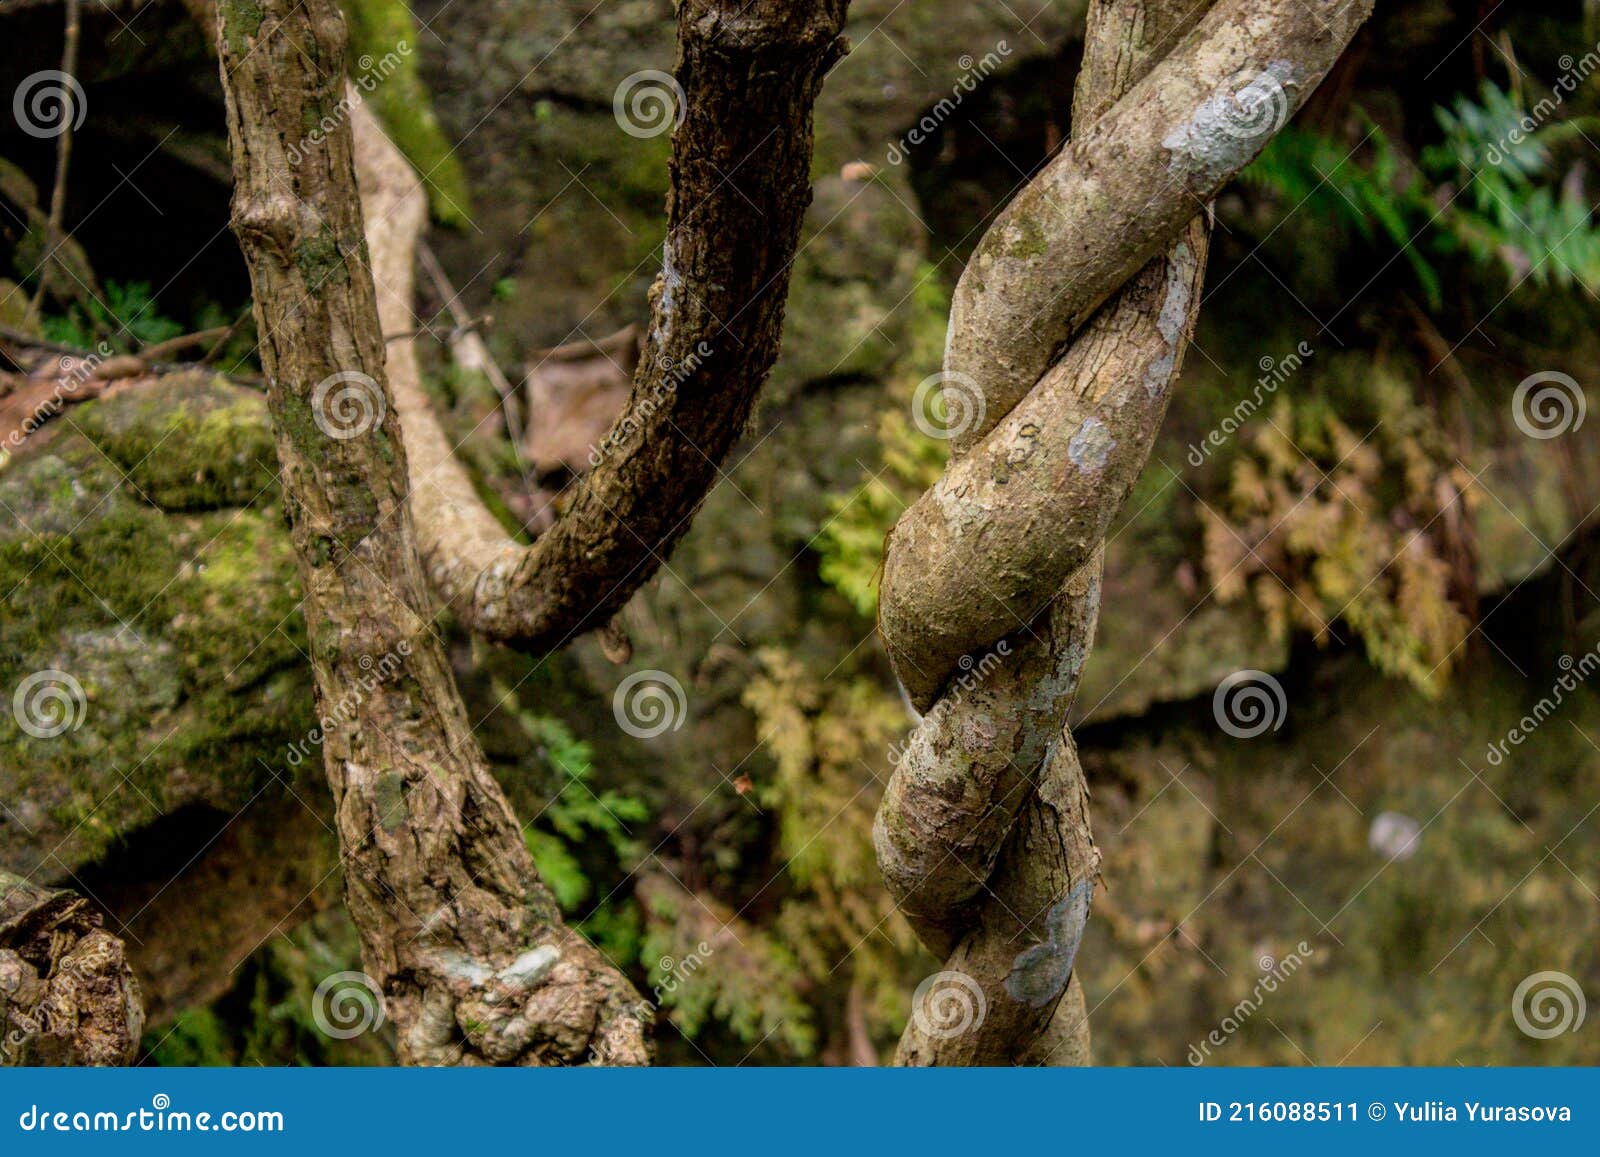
left=1004, top=878, right=1094, bottom=1007
left=1067, top=416, right=1115, bottom=472
left=1163, top=61, right=1302, bottom=187
left=497, top=945, right=561, bottom=988
left=932, top=474, right=990, bottom=538
left=957, top=708, right=1000, bottom=755
left=430, top=950, right=494, bottom=987
left=1027, top=640, right=1086, bottom=712
left=656, top=239, right=683, bottom=345
left=1143, top=239, right=1197, bottom=398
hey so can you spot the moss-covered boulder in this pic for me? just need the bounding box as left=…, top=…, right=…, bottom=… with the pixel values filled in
left=0, top=374, right=311, bottom=875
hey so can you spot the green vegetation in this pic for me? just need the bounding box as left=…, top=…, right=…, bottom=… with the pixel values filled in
left=342, top=0, right=472, bottom=226
left=1243, top=81, right=1600, bottom=308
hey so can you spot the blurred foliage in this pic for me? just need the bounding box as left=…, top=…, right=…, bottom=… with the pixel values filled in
left=1201, top=366, right=1478, bottom=695
left=41, top=279, right=184, bottom=352
left=637, top=879, right=817, bottom=1058
left=814, top=266, right=950, bottom=617
left=742, top=649, right=927, bottom=1056
left=1197, top=70, right=1600, bottom=693
left=144, top=911, right=394, bottom=1066
left=1243, top=81, right=1600, bottom=309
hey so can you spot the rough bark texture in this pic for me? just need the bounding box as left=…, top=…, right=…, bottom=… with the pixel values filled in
left=878, top=0, right=1373, bottom=1066
left=0, top=872, right=142, bottom=1066
left=215, top=0, right=647, bottom=1066
left=396, top=0, right=852, bottom=654
left=879, top=0, right=1376, bottom=706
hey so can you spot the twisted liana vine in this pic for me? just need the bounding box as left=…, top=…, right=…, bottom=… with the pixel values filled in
left=874, top=0, right=1374, bottom=1066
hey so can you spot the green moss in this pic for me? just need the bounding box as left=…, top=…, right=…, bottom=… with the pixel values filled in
left=72, top=375, right=279, bottom=510
left=220, top=0, right=266, bottom=58
left=293, top=227, right=349, bottom=293
left=1005, top=212, right=1050, bottom=261
left=342, top=0, right=473, bottom=226
left=0, top=381, right=310, bottom=867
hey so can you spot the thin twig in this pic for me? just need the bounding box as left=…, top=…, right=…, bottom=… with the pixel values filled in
left=415, top=237, right=531, bottom=477
left=383, top=313, right=491, bottom=344
left=137, top=325, right=234, bottom=363
left=0, top=324, right=265, bottom=387
left=28, top=0, right=83, bottom=317
left=199, top=308, right=251, bottom=364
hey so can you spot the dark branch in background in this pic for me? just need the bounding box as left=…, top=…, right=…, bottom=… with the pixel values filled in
left=392, top=0, right=852, bottom=653
left=27, top=0, right=84, bottom=318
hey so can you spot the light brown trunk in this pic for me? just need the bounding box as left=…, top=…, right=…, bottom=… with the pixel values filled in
left=214, top=0, right=647, bottom=1065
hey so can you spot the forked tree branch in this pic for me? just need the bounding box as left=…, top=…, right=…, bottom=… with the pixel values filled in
left=395, top=0, right=852, bottom=652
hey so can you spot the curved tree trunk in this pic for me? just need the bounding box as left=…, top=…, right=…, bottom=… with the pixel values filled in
left=212, top=0, right=853, bottom=1065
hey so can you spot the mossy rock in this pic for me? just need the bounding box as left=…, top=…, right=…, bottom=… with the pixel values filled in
left=0, top=375, right=312, bottom=875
